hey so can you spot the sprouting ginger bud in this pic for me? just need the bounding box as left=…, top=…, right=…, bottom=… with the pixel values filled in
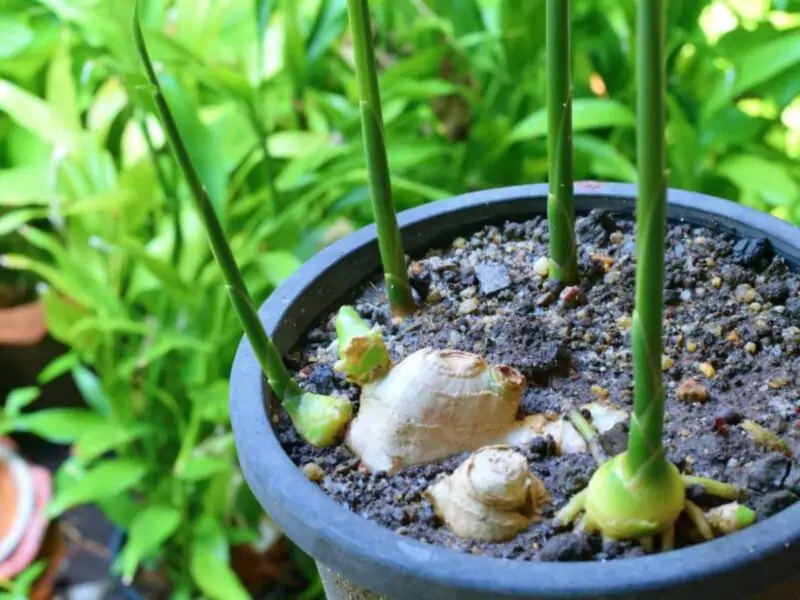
left=284, top=392, right=353, bottom=447
left=333, top=306, right=392, bottom=385
left=424, top=446, right=549, bottom=542
left=706, top=502, right=756, bottom=535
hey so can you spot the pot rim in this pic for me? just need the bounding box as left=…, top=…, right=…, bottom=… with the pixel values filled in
left=230, top=182, right=800, bottom=599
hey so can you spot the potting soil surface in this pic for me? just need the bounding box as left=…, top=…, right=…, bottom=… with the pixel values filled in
left=278, top=210, right=800, bottom=562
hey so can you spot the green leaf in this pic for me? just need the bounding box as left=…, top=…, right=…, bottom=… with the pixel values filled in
left=7, top=408, right=106, bottom=443
left=0, top=166, right=57, bottom=207
left=510, top=98, right=636, bottom=142
left=111, top=236, right=191, bottom=300
left=283, top=0, right=308, bottom=94
left=255, top=251, right=301, bottom=287
left=176, top=456, right=229, bottom=481
left=157, top=73, right=227, bottom=217
left=117, top=505, right=181, bottom=583
left=37, top=352, right=79, bottom=385
left=0, top=17, right=34, bottom=59
left=307, top=0, right=348, bottom=62
left=47, top=459, right=148, bottom=517
left=0, top=208, right=49, bottom=236
left=574, top=135, right=637, bottom=182
left=4, top=387, right=40, bottom=417
left=73, top=423, right=152, bottom=462
left=717, top=154, right=800, bottom=207
left=0, top=78, right=80, bottom=151
left=192, top=380, right=230, bottom=423
left=730, top=30, right=800, bottom=99
left=117, top=333, right=214, bottom=379
left=267, top=131, right=329, bottom=158
left=190, top=515, right=250, bottom=600
left=72, top=364, right=111, bottom=415
left=46, top=35, right=80, bottom=133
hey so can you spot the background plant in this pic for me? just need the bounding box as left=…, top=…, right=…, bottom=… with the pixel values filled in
left=0, top=0, right=799, bottom=595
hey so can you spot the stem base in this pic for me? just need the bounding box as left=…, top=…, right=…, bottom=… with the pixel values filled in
left=583, top=452, right=684, bottom=539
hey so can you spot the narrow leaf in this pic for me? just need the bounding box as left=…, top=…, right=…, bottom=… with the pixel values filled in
left=118, top=505, right=181, bottom=583
left=190, top=516, right=250, bottom=600
left=510, top=98, right=636, bottom=142
left=4, top=387, right=41, bottom=417
left=47, top=459, right=148, bottom=517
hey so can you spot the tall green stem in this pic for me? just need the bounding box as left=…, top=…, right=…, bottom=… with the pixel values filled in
left=133, top=5, right=351, bottom=446
left=546, top=0, right=579, bottom=284
left=346, top=0, right=417, bottom=317
left=626, top=0, right=668, bottom=482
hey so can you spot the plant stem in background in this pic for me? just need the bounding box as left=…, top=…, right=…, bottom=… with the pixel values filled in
left=626, top=0, right=668, bottom=485
left=133, top=4, right=352, bottom=447
left=251, top=0, right=281, bottom=211
left=283, top=0, right=308, bottom=129
left=546, top=0, right=579, bottom=285
left=346, top=0, right=417, bottom=317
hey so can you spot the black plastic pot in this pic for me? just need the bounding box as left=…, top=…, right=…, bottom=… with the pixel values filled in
left=230, top=183, right=800, bottom=600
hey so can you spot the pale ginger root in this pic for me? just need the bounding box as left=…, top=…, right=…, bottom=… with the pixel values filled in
left=581, top=400, right=628, bottom=434
left=504, top=414, right=587, bottom=455
left=424, top=446, right=549, bottom=541
left=346, top=348, right=527, bottom=473
left=705, top=502, right=756, bottom=535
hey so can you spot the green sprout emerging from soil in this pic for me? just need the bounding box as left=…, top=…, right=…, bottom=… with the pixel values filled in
left=133, top=4, right=351, bottom=447
left=347, top=0, right=417, bottom=318
left=552, top=0, right=754, bottom=547
left=546, top=0, right=579, bottom=285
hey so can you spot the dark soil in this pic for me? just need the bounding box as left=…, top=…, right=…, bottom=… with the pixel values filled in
left=276, top=210, right=800, bottom=562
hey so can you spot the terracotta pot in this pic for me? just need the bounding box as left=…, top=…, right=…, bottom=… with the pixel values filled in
left=0, top=438, right=63, bottom=595
left=0, top=300, right=47, bottom=347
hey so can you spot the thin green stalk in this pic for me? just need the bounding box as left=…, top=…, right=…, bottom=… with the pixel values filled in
left=245, top=99, right=280, bottom=212
left=346, top=0, right=416, bottom=317
left=251, top=0, right=281, bottom=211
left=626, top=0, right=668, bottom=482
left=546, top=0, right=579, bottom=284
left=283, top=0, right=308, bottom=129
left=142, top=119, right=183, bottom=266
left=133, top=4, right=351, bottom=446
left=133, top=18, right=296, bottom=402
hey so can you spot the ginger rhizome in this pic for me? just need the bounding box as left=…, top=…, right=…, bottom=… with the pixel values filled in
left=425, top=446, right=549, bottom=542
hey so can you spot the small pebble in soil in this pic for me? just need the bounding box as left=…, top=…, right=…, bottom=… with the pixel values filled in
left=677, top=379, right=710, bottom=403
left=474, top=262, right=511, bottom=296
left=732, top=237, right=773, bottom=271
left=747, top=453, right=791, bottom=492
left=755, top=490, right=798, bottom=521
left=539, top=533, right=594, bottom=562
left=303, top=463, right=325, bottom=482
left=533, top=257, right=550, bottom=277
left=735, top=284, right=757, bottom=303
left=560, top=286, right=587, bottom=308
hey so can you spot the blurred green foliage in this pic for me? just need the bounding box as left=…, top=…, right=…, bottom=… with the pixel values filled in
left=0, top=0, right=799, bottom=597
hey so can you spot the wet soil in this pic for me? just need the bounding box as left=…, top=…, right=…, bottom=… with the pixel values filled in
left=276, top=210, right=800, bottom=562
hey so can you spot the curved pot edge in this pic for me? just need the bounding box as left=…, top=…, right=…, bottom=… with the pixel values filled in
left=230, top=183, right=800, bottom=600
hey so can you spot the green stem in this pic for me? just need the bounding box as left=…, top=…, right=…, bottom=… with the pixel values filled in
left=682, top=475, right=741, bottom=501
left=546, top=0, right=578, bottom=285
left=245, top=99, right=280, bottom=213
left=283, top=0, right=308, bottom=129
left=625, top=0, right=668, bottom=483
left=133, top=5, right=351, bottom=446
left=346, top=0, right=416, bottom=317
